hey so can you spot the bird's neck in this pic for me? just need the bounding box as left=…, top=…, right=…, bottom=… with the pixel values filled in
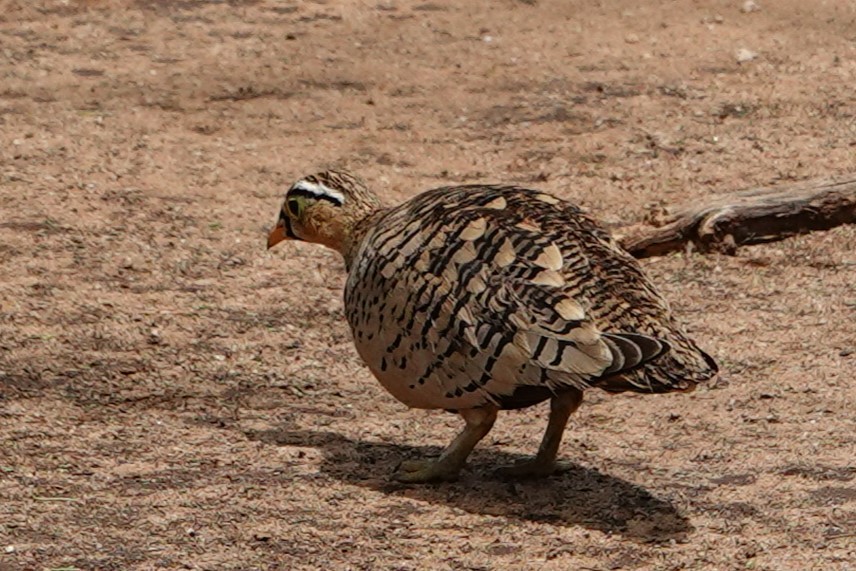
left=340, top=207, right=389, bottom=271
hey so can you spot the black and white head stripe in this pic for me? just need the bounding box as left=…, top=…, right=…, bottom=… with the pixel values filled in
left=289, top=179, right=345, bottom=206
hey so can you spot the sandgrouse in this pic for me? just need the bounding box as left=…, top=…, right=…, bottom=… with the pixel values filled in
left=267, top=170, right=718, bottom=482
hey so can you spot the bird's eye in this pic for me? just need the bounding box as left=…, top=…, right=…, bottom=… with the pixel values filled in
left=287, top=198, right=301, bottom=217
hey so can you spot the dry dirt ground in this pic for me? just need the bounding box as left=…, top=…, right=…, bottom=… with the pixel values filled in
left=1, top=1, right=855, bottom=570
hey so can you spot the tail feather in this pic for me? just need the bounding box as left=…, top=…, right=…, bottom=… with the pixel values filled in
left=601, top=332, right=669, bottom=375
left=597, top=329, right=718, bottom=394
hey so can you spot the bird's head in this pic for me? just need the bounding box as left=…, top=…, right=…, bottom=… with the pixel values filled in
left=267, top=170, right=382, bottom=255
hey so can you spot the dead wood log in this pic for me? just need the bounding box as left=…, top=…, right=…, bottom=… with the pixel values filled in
left=618, top=176, right=856, bottom=259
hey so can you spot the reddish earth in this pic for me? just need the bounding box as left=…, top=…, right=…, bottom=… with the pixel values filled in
left=1, top=1, right=854, bottom=570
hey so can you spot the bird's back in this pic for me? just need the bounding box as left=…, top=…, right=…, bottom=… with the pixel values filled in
left=344, top=184, right=717, bottom=410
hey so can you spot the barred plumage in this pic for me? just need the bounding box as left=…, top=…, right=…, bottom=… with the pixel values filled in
left=268, top=171, right=718, bottom=482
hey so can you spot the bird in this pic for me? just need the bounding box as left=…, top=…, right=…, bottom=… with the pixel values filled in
left=267, top=170, right=718, bottom=483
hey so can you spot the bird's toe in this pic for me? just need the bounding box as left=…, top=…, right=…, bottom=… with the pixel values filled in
left=392, top=458, right=461, bottom=483
left=495, top=458, right=572, bottom=479
left=396, top=458, right=437, bottom=473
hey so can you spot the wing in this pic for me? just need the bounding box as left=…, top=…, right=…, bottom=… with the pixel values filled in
left=424, top=248, right=669, bottom=405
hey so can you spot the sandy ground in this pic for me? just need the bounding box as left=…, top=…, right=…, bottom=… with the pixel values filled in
left=1, top=0, right=855, bottom=569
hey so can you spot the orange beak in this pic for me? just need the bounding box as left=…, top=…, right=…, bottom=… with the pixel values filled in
left=267, top=213, right=292, bottom=250
left=267, top=221, right=288, bottom=249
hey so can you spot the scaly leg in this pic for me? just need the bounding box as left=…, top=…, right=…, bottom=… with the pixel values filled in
left=497, top=389, right=583, bottom=478
left=394, top=405, right=498, bottom=483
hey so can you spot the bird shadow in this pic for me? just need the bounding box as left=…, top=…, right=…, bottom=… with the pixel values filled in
left=245, top=426, right=693, bottom=543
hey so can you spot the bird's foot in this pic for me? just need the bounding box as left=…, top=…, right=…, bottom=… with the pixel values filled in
left=393, top=458, right=462, bottom=483
left=495, top=458, right=572, bottom=479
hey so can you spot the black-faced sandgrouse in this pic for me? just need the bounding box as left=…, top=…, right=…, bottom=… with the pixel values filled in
left=267, top=170, right=718, bottom=482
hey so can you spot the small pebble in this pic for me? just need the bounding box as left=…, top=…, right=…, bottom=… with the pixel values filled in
left=736, top=48, right=758, bottom=63
left=741, top=0, right=760, bottom=13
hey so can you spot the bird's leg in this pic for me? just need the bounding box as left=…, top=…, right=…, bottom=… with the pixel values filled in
left=394, top=405, right=498, bottom=483
left=497, top=389, right=583, bottom=478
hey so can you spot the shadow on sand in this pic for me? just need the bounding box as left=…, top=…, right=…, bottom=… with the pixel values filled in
left=246, top=426, right=693, bottom=543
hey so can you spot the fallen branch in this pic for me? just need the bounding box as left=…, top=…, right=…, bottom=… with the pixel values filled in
left=618, top=176, right=856, bottom=258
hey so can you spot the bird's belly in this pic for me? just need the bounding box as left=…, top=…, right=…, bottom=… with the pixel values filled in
left=351, top=333, right=489, bottom=411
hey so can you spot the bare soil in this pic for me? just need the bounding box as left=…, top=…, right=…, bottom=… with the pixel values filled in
left=1, top=1, right=854, bottom=570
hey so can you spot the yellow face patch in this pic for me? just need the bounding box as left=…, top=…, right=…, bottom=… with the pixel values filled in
left=286, top=195, right=309, bottom=219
